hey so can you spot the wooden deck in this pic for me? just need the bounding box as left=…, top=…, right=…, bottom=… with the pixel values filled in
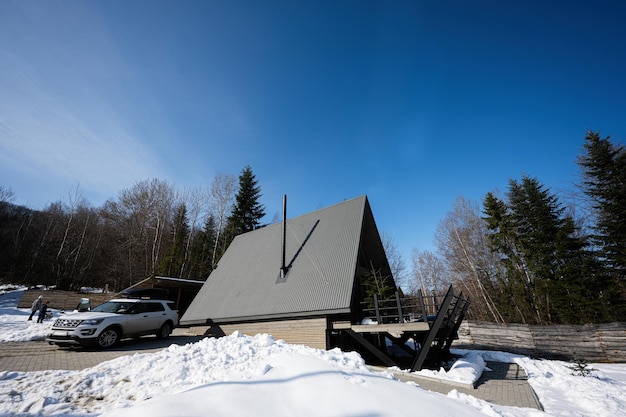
left=333, top=322, right=430, bottom=333
left=330, top=286, right=471, bottom=371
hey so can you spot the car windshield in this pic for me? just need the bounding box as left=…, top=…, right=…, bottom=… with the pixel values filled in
left=92, top=301, right=135, bottom=314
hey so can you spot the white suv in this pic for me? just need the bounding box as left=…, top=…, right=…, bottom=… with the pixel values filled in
left=47, top=299, right=179, bottom=349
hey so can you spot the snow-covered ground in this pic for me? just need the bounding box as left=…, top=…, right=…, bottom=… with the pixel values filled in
left=1, top=286, right=625, bottom=417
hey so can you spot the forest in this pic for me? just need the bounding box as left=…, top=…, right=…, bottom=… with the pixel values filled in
left=0, top=165, right=264, bottom=295
left=410, top=131, right=625, bottom=324
left=1, top=132, right=625, bottom=325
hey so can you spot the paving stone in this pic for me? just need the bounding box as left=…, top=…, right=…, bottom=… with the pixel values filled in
left=0, top=332, right=204, bottom=373
left=1, top=337, right=542, bottom=411
left=373, top=361, right=543, bottom=410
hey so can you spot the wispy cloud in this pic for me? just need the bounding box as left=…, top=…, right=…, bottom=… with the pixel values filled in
left=0, top=2, right=162, bottom=206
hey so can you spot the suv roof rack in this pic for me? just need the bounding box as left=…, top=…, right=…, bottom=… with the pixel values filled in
left=120, top=288, right=170, bottom=300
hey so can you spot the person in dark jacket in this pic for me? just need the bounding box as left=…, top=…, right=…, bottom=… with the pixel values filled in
left=37, top=301, right=50, bottom=323
left=28, top=295, right=43, bottom=321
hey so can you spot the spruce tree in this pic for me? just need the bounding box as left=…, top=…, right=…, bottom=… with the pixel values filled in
left=484, top=176, right=597, bottom=324
left=483, top=192, right=531, bottom=323
left=190, top=215, right=217, bottom=278
left=577, top=131, right=626, bottom=320
left=507, top=176, right=591, bottom=324
left=578, top=131, right=626, bottom=278
left=224, top=165, right=266, bottom=243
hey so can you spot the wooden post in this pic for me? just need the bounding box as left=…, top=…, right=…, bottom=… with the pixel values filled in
left=417, top=289, right=428, bottom=327
left=176, top=287, right=182, bottom=309
left=374, top=294, right=381, bottom=323
left=395, top=291, right=404, bottom=323
left=432, top=290, right=440, bottom=315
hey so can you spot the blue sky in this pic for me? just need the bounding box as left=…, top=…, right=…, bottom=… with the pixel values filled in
left=1, top=1, right=625, bottom=265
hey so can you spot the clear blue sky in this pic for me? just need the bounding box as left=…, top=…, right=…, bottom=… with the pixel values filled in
left=1, top=1, right=625, bottom=265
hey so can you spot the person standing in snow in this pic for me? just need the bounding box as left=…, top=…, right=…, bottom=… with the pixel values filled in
left=37, top=301, right=50, bottom=323
left=28, top=295, right=43, bottom=321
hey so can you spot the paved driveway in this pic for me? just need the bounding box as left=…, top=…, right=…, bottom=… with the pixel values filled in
left=0, top=333, right=543, bottom=411
left=0, top=333, right=205, bottom=372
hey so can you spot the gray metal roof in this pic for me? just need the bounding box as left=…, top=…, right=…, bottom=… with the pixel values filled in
left=180, top=195, right=391, bottom=325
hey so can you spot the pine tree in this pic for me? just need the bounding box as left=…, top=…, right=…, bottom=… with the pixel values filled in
left=483, top=176, right=596, bottom=324
left=483, top=191, right=529, bottom=323
left=577, top=131, right=626, bottom=320
left=189, top=215, right=217, bottom=279
left=361, top=262, right=395, bottom=310
left=224, top=165, right=266, bottom=245
left=508, top=176, right=592, bottom=324
left=578, top=131, right=626, bottom=278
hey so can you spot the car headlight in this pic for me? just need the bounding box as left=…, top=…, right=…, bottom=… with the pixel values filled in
left=81, top=318, right=105, bottom=326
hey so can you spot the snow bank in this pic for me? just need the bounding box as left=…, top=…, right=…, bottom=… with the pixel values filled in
left=2, top=332, right=485, bottom=417
left=1, top=287, right=626, bottom=417
left=414, top=351, right=486, bottom=386
left=0, top=290, right=57, bottom=342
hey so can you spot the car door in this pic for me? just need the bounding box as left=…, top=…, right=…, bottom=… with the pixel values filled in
left=142, top=301, right=167, bottom=331
left=123, top=301, right=167, bottom=335
left=122, top=302, right=150, bottom=335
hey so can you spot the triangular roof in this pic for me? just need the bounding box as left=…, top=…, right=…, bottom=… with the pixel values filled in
left=180, top=195, right=392, bottom=325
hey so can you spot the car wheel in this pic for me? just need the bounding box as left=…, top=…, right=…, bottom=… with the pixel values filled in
left=157, top=322, right=172, bottom=340
left=97, top=327, right=120, bottom=348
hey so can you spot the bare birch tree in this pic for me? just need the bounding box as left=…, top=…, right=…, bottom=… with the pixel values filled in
left=111, top=178, right=178, bottom=284
left=410, top=248, right=448, bottom=295
left=435, top=196, right=505, bottom=323
left=380, top=231, right=407, bottom=291
left=179, top=186, right=210, bottom=278
left=55, top=185, right=87, bottom=262
left=0, top=186, right=15, bottom=202
left=49, top=186, right=102, bottom=289
left=209, top=173, right=236, bottom=267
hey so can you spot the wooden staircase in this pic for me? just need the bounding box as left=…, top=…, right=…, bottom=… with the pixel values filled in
left=331, top=285, right=471, bottom=371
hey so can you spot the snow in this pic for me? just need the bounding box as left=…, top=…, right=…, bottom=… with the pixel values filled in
left=1, top=286, right=625, bottom=417
left=413, top=351, right=486, bottom=386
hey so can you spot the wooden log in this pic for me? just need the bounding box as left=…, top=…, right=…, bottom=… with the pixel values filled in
left=455, top=321, right=626, bottom=362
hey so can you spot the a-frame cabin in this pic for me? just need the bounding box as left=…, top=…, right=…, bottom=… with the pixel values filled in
left=180, top=195, right=469, bottom=370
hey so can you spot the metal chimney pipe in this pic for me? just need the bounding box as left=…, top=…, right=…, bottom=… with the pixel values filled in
left=281, top=195, right=287, bottom=277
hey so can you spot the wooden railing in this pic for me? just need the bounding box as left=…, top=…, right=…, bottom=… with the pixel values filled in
left=359, top=288, right=447, bottom=324
left=351, top=286, right=471, bottom=371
